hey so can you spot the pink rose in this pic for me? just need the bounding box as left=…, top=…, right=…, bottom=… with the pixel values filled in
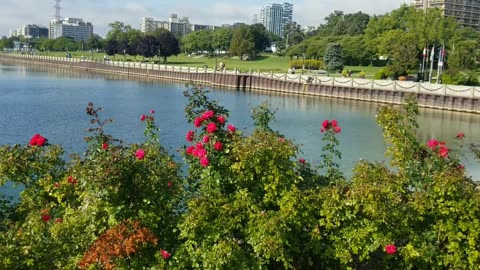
left=203, top=135, right=210, bottom=143
left=167, top=181, right=173, bottom=187
left=140, top=114, right=146, bottom=121
left=330, top=119, right=338, bottom=127
left=385, top=244, right=397, bottom=255
left=186, top=146, right=195, bottom=155
left=299, top=158, right=306, bottom=164
left=227, top=124, right=236, bottom=132
left=333, top=126, right=342, bottom=134
left=217, top=115, right=225, bottom=125
left=439, top=146, right=449, bottom=158
left=427, top=139, right=439, bottom=149
left=202, top=110, right=215, bottom=119
left=197, top=149, right=207, bottom=158
left=214, top=141, right=223, bottom=151
left=207, top=122, right=217, bottom=133
left=135, top=149, right=145, bottom=160
left=194, top=117, right=204, bottom=128
left=186, top=130, right=195, bottom=142
left=150, top=109, right=155, bottom=114
left=161, top=249, right=171, bottom=259
left=321, top=120, right=329, bottom=129
left=102, top=143, right=108, bottom=150
left=196, top=143, right=204, bottom=149
left=200, top=157, right=209, bottom=167
left=456, top=132, right=465, bottom=139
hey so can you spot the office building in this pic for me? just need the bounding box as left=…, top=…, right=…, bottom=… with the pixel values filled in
left=141, top=15, right=217, bottom=37
left=49, top=18, right=93, bottom=42
left=260, top=2, right=293, bottom=37
left=412, top=0, right=480, bottom=30
left=10, top=24, right=49, bottom=38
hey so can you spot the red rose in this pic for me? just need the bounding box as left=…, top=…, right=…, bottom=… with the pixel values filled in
left=330, top=119, right=338, bottom=127
left=227, top=124, right=236, bottom=132
left=135, top=149, right=145, bottom=160
left=167, top=181, right=173, bottom=187
left=42, top=215, right=51, bottom=222
left=186, top=146, right=195, bottom=155
left=196, top=143, right=204, bottom=149
left=202, top=110, right=215, bottom=119
left=456, top=132, right=465, bottom=139
left=29, top=133, right=47, bottom=146
left=217, top=115, right=225, bottom=125
left=321, top=120, right=329, bottom=129
left=67, top=175, right=73, bottom=183
left=200, top=157, right=209, bottom=167
left=54, top=182, right=60, bottom=188
left=186, top=130, right=195, bottom=142
left=299, top=158, right=306, bottom=164
left=207, top=122, right=217, bottom=133
left=439, top=146, right=449, bottom=158
left=161, top=249, right=171, bottom=259
left=333, top=126, right=342, bottom=134
left=102, top=143, right=108, bottom=150
left=203, top=135, right=210, bottom=143
left=385, top=244, right=397, bottom=255
left=150, top=109, right=155, bottom=114
left=140, top=114, right=146, bottom=121
left=214, top=141, right=223, bottom=151
left=197, top=149, right=207, bottom=158
left=427, top=139, right=439, bottom=149
left=194, top=117, right=204, bottom=128
left=54, top=218, right=63, bottom=223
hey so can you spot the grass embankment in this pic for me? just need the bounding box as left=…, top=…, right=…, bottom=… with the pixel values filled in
left=38, top=51, right=382, bottom=78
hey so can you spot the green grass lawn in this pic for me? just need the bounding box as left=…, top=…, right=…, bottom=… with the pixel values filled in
left=37, top=51, right=383, bottom=78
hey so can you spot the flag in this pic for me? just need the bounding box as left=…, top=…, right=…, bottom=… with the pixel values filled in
left=422, top=46, right=427, bottom=57
left=430, top=45, right=435, bottom=62
left=438, top=45, right=445, bottom=67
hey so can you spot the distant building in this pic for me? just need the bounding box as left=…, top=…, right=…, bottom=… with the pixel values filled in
left=9, top=24, right=48, bottom=38
left=412, top=0, right=480, bottom=31
left=141, top=15, right=217, bottom=37
left=260, top=2, right=293, bottom=37
left=49, top=18, right=93, bottom=42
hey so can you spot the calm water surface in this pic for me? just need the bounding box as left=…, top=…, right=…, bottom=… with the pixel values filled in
left=0, top=63, right=479, bottom=198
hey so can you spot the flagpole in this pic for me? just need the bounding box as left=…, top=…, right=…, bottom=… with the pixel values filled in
left=421, top=45, right=426, bottom=79
left=436, top=44, right=444, bottom=84
left=429, top=45, right=435, bottom=83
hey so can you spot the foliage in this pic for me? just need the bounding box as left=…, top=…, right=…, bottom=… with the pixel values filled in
left=151, top=28, right=181, bottom=63
left=290, top=59, right=324, bottom=70
left=0, top=83, right=479, bottom=269
left=441, top=71, right=479, bottom=86
left=323, top=43, right=344, bottom=72
left=230, top=25, right=255, bottom=60
left=374, top=67, right=394, bottom=79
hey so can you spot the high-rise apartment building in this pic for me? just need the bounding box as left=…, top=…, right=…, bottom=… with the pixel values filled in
left=49, top=18, right=93, bottom=41
left=412, top=0, right=480, bottom=31
left=260, top=2, right=293, bottom=37
left=141, top=15, right=216, bottom=37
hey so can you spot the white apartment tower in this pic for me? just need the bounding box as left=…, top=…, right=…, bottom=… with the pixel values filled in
left=49, top=18, right=93, bottom=41
left=260, top=2, right=293, bottom=37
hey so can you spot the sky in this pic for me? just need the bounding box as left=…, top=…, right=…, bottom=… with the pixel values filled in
left=1, top=0, right=407, bottom=37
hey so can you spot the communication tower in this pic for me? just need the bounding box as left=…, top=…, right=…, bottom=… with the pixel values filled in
left=54, top=0, right=62, bottom=20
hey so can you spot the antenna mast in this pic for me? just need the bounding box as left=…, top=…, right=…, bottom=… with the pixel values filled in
left=54, top=0, right=62, bottom=20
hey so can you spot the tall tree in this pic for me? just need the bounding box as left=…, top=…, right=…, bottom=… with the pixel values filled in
left=230, top=25, right=255, bottom=60
left=212, top=28, right=233, bottom=54
left=152, top=29, right=180, bottom=63
left=250, top=24, right=270, bottom=57
left=284, top=22, right=305, bottom=48
left=139, top=35, right=157, bottom=60
left=86, top=34, right=103, bottom=51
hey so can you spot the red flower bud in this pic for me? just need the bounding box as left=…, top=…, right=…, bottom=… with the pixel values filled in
left=385, top=244, right=397, bottom=255
left=161, top=249, right=171, bottom=259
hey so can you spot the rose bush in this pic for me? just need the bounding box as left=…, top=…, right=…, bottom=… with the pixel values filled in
left=0, top=83, right=479, bottom=270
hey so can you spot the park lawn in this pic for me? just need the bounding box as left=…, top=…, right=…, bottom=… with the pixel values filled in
left=38, top=51, right=382, bottom=78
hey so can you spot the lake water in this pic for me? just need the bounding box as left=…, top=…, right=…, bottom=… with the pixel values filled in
left=0, top=63, right=479, bottom=199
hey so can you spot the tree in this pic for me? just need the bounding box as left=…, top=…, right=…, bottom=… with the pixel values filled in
left=106, top=21, right=132, bottom=41
left=388, top=33, right=419, bottom=76
left=323, top=43, right=344, bottom=72
left=105, top=39, right=118, bottom=58
left=284, top=22, right=305, bottom=48
left=230, top=25, right=255, bottom=60
left=126, top=29, right=143, bottom=61
left=212, top=28, right=233, bottom=55
left=86, top=34, right=103, bottom=51
left=52, top=37, right=79, bottom=52
left=139, top=35, right=157, bottom=60
left=151, top=29, right=180, bottom=63
left=250, top=24, right=270, bottom=56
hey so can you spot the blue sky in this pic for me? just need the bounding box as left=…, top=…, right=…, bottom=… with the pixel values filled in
left=1, top=0, right=407, bottom=37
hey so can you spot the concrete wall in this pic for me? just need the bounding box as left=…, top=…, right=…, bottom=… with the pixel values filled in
left=1, top=53, right=479, bottom=114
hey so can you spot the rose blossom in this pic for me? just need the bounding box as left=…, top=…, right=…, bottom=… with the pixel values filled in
left=200, top=157, right=209, bottom=167
left=203, top=135, right=210, bottom=143
left=161, top=249, right=171, bottom=259
left=456, top=132, right=465, bottom=139
left=333, top=126, right=342, bottom=134
left=196, top=149, right=207, bottom=158
left=186, top=146, right=195, bottom=155
left=140, top=114, right=146, bottom=121
left=167, top=181, right=173, bottom=187
left=321, top=120, right=329, bottom=129
left=427, top=139, right=439, bottom=149
left=102, top=143, right=108, bottom=150
left=194, top=117, right=204, bottom=128
left=186, top=130, right=195, bottom=142
left=299, top=158, right=306, bottom=164
left=54, top=218, right=63, bottom=223
left=227, top=124, right=236, bottom=132
left=42, top=215, right=51, bottom=222
left=330, top=119, right=338, bottom=127
left=214, top=141, right=223, bottom=151
left=217, top=115, right=225, bottom=125
left=207, top=122, right=217, bottom=133
left=29, top=133, right=47, bottom=147
left=385, top=244, right=397, bottom=255
left=196, top=143, right=204, bottom=149
left=439, top=146, right=449, bottom=158
left=150, top=109, right=155, bottom=114
left=135, top=149, right=145, bottom=160
left=202, top=110, right=215, bottom=119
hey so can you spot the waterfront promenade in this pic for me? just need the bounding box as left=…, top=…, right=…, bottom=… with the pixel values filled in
left=1, top=53, right=479, bottom=114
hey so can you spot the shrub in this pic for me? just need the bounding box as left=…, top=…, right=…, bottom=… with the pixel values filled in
left=374, top=67, right=394, bottom=80
left=290, top=59, right=325, bottom=70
